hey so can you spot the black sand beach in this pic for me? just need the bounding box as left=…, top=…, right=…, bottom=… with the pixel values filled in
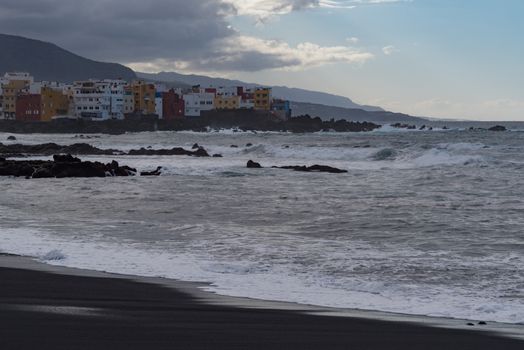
left=0, top=258, right=522, bottom=350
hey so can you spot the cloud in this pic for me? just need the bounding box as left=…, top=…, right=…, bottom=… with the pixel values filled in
left=382, top=45, right=397, bottom=55
left=0, top=0, right=377, bottom=74
left=129, top=35, right=374, bottom=73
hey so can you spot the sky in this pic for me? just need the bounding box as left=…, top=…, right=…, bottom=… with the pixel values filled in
left=0, top=0, right=523, bottom=120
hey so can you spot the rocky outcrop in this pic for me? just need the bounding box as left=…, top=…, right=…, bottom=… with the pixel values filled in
left=247, top=160, right=262, bottom=168
left=275, top=165, right=348, bottom=174
left=0, top=142, right=210, bottom=158
left=0, top=155, right=137, bottom=179
left=488, top=125, right=507, bottom=132
left=0, top=142, right=120, bottom=157
left=140, top=166, right=163, bottom=176
left=127, top=147, right=210, bottom=157
left=246, top=160, right=347, bottom=173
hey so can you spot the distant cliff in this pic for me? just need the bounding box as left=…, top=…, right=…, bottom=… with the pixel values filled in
left=0, top=34, right=136, bottom=82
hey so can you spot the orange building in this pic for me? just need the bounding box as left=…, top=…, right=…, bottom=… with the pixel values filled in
left=40, top=87, right=70, bottom=121
left=131, top=81, right=156, bottom=115
left=254, top=88, right=272, bottom=111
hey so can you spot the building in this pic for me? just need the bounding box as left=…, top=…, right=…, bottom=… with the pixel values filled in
left=16, top=94, right=41, bottom=122
left=155, top=92, right=163, bottom=119
left=254, top=88, right=272, bottom=111
left=130, top=81, right=156, bottom=115
left=162, top=90, right=185, bottom=120
left=183, top=92, right=215, bottom=117
left=271, top=99, right=292, bottom=120
left=123, top=86, right=135, bottom=115
left=41, top=86, right=70, bottom=121
left=214, top=95, right=241, bottom=110
left=239, top=87, right=255, bottom=109
left=1, top=72, right=34, bottom=120
left=73, top=80, right=126, bottom=120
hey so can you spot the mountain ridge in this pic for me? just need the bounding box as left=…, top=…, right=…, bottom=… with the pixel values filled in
left=136, top=71, right=384, bottom=112
left=0, top=33, right=136, bottom=82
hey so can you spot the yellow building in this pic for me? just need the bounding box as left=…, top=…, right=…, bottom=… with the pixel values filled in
left=254, top=88, right=272, bottom=111
left=214, top=95, right=241, bottom=110
left=2, top=80, right=30, bottom=119
left=131, top=81, right=156, bottom=115
left=40, top=87, right=70, bottom=122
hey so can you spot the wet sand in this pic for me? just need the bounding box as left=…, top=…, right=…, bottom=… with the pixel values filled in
left=0, top=255, right=522, bottom=350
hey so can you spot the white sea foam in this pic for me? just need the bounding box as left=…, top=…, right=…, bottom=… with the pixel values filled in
left=0, top=227, right=522, bottom=325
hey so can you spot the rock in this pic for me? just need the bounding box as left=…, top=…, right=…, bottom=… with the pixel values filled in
left=192, top=143, right=200, bottom=150
left=141, top=166, right=163, bottom=176
left=478, top=321, right=487, bottom=325
left=53, top=154, right=81, bottom=163
left=0, top=157, right=5, bottom=163
left=7, top=136, right=16, bottom=141
left=466, top=323, right=475, bottom=326
left=247, top=160, right=262, bottom=168
left=419, top=125, right=426, bottom=130
left=212, top=154, right=223, bottom=158
left=489, top=125, right=507, bottom=132
left=231, top=145, right=239, bottom=148
left=127, top=146, right=209, bottom=157
left=277, top=165, right=348, bottom=174
left=246, top=143, right=253, bottom=147
left=0, top=157, right=139, bottom=179
left=32, top=167, right=54, bottom=179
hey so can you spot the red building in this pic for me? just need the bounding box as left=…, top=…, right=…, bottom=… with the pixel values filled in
left=16, top=94, right=42, bottom=122
left=162, top=90, right=185, bottom=120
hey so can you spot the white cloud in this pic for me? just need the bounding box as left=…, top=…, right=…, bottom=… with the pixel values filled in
left=346, top=37, right=360, bottom=44
left=128, top=35, right=374, bottom=74
left=223, top=0, right=409, bottom=20
left=382, top=45, right=397, bottom=55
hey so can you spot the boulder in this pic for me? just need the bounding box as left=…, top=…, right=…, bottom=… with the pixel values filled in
left=212, top=154, right=223, bottom=158
left=192, top=143, right=200, bottom=150
left=141, top=166, right=163, bottom=176
left=489, top=125, right=507, bottom=132
left=247, top=160, right=262, bottom=168
left=276, top=165, right=348, bottom=174
left=7, top=136, right=16, bottom=141
left=53, top=154, right=81, bottom=163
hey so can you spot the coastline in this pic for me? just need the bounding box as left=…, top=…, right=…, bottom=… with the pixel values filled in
left=1, top=254, right=523, bottom=349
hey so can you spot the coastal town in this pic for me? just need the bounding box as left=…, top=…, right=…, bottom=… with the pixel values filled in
left=0, top=72, right=292, bottom=122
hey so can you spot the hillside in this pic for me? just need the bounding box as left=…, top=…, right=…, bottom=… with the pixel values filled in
left=291, top=102, right=425, bottom=123
left=0, top=34, right=136, bottom=82
left=137, top=71, right=383, bottom=112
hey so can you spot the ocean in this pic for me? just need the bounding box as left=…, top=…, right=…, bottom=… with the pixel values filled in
left=0, top=126, right=523, bottom=324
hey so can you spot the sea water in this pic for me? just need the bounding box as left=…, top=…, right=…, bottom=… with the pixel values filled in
left=0, top=127, right=522, bottom=324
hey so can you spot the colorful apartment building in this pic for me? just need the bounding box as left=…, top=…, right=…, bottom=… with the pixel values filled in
left=254, top=88, right=272, bottom=111
left=15, top=94, right=41, bottom=122
left=1, top=73, right=34, bottom=120
left=214, top=95, right=241, bottom=110
left=40, top=86, right=70, bottom=121
left=162, top=90, right=185, bottom=120
left=131, top=81, right=156, bottom=115
left=73, top=80, right=127, bottom=120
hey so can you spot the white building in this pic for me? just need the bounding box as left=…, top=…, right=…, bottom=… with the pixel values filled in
left=73, top=80, right=126, bottom=120
left=155, top=92, right=163, bottom=119
left=183, top=92, right=215, bottom=117
left=215, top=86, right=238, bottom=97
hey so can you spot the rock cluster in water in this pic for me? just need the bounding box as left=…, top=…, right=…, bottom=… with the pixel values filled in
left=0, top=142, right=211, bottom=158
left=0, top=154, right=138, bottom=178
left=247, top=160, right=347, bottom=174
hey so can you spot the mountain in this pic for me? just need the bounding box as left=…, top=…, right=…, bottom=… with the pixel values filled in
left=0, top=34, right=136, bottom=82
left=137, top=71, right=384, bottom=112
left=291, top=102, right=425, bottom=123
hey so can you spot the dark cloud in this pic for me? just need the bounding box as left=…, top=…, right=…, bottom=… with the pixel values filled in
left=0, top=0, right=235, bottom=62
left=0, top=0, right=372, bottom=73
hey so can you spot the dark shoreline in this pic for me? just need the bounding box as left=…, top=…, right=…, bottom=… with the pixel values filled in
left=0, top=112, right=380, bottom=135
left=1, top=258, right=522, bottom=349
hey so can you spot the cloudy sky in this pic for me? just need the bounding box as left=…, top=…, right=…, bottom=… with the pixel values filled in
left=1, top=0, right=523, bottom=120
